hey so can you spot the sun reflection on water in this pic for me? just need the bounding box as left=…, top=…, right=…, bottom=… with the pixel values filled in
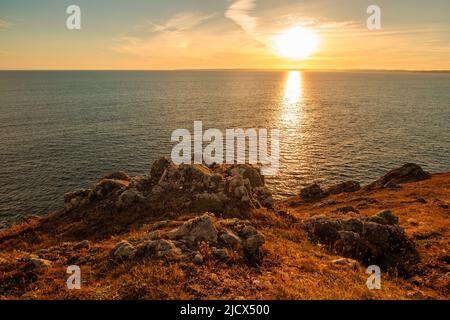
left=281, top=71, right=303, bottom=125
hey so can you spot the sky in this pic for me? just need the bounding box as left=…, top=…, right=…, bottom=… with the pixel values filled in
left=0, top=0, right=449, bottom=70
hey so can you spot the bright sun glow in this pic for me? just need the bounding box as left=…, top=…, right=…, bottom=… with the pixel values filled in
left=275, top=27, right=319, bottom=60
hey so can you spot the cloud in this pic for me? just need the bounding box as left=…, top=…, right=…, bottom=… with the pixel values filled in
left=225, top=0, right=258, bottom=36
left=0, top=19, right=11, bottom=29
left=150, top=12, right=216, bottom=33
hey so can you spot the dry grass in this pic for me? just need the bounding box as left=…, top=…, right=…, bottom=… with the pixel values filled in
left=1, top=173, right=449, bottom=300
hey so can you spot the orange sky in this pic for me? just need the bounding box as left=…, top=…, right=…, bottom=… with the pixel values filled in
left=1, top=0, right=449, bottom=70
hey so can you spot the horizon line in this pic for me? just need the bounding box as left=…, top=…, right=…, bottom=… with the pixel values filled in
left=0, top=68, right=449, bottom=73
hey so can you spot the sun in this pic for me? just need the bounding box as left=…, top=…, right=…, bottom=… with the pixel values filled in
left=275, top=27, right=319, bottom=60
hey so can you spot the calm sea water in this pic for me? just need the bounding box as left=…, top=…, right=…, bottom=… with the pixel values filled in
left=1, top=71, right=450, bottom=225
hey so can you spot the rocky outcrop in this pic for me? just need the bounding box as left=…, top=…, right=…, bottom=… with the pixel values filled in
left=64, top=177, right=129, bottom=211
left=111, top=214, right=265, bottom=265
left=62, top=158, right=273, bottom=219
left=302, top=210, right=420, bottom=275
left=147, top=159, right=273, bottom=218
left=366, top=163, right=431, bottom=190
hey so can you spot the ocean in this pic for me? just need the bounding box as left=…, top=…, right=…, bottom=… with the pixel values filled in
left=1, top=70, right=449, bottom=225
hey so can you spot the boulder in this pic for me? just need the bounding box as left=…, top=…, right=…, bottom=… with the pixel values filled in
left=366, top=163, right=431, bottom=190
left=302, top=211, right=419, bottom=275
left=167, top=214, right=218, bottom=245
left=300, top=184, right=328, bottom=202
left=326, top=181, right=360, bottom=195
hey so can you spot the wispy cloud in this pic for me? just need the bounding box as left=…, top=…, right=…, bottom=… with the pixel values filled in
left=225, top=0, right=258, bottom=36
left=150, top=12, right=216, bottom=33
left=112, top=12, right=220, bottom=58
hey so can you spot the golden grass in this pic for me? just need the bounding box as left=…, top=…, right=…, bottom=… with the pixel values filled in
left=1, top=173, right=449, bottom=300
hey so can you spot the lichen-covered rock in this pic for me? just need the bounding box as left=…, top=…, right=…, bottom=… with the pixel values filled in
left=302, top=211, right=420, bottom=275
left=167, top=214, right=218, bottom=245
left=146, top=158, right=273, bottom=218
left=366, top=163, right=431, bottom=190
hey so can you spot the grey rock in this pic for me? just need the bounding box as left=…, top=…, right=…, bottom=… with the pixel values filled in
left=167, top=214, right=218, bottom=245
left=302, top=211, right=420, bottom=275
left=113, top=241, right=136, bottom=260
left=366, top=163, right=431, bottom=190
left=300, top=183, right=328, bottom=202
